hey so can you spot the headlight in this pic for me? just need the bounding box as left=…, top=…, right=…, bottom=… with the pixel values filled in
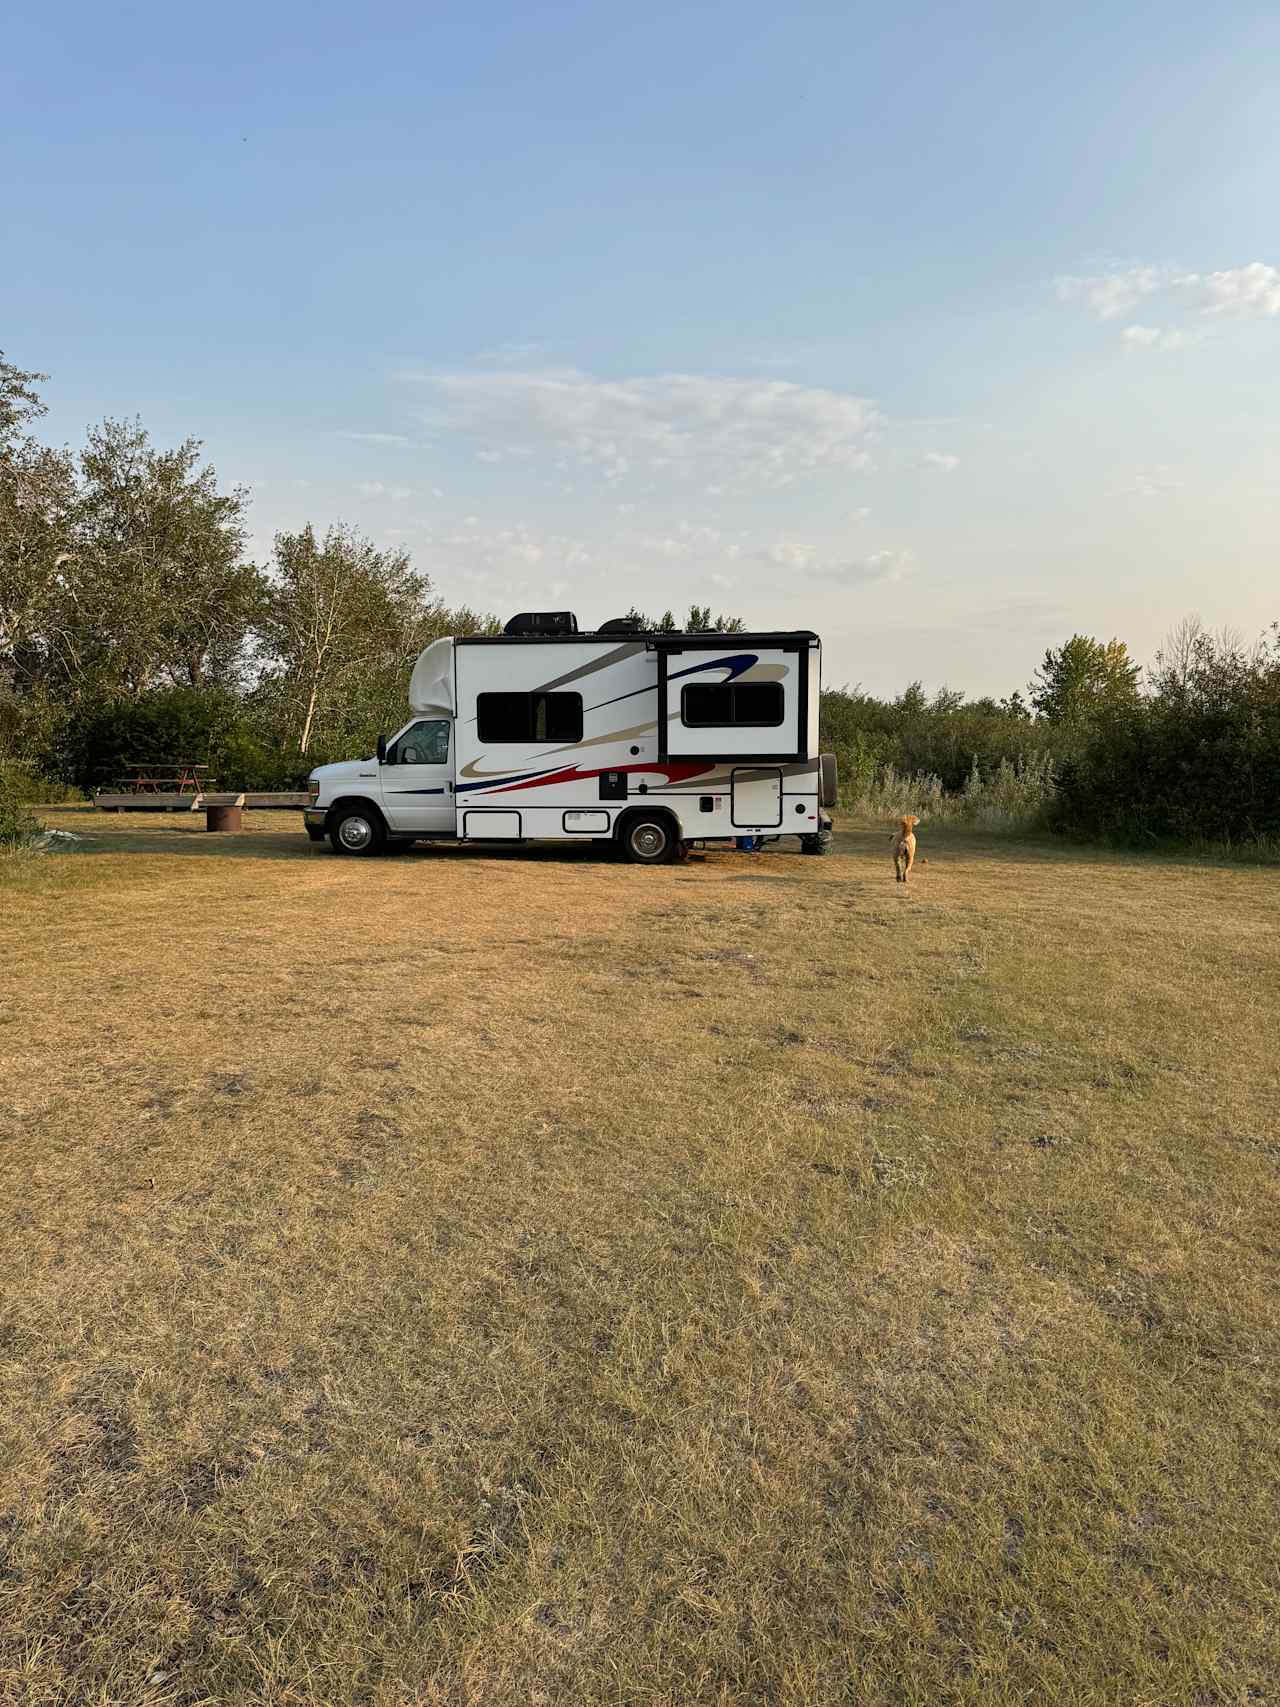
left=307, top=778, right=321, bottom=801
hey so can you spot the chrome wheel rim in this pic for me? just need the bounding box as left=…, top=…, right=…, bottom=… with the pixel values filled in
left=631, top=824, right=665, bottom=859
left=339, top=816, right=373, bottom=850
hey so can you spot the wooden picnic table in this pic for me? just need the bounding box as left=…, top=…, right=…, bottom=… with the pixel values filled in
left=112, top=762, right=215, bottom=795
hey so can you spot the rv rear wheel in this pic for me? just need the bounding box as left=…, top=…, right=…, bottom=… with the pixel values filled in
left=330, top=807, right=387, bottom=857
left=621, top=814, right=675, bottom=865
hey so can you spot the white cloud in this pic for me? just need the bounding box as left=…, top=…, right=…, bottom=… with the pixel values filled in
left=1123, top=466, right=1181, bottom=499
left=415, top=368, right=881, bottom=491
left=819, top=548, right=914, bottom=585
left=1121, top=324, right=1191, bottom=351
left=356, top=480, right=413, bottom=501
left=415, top=521, right=594, bottom=582
left=759, top=541, right=912, bottom=584
left=1198, top=262, right=1280, bottom=318
left=1056, top=266, right=1168, bottom=320
left=922, top=451, right=960, bottom=472
left=338, top=431, right=418, bottom=448
left=475, top=340, right=552, bottom=364
left=1058, top=259, right=1280, bottom=344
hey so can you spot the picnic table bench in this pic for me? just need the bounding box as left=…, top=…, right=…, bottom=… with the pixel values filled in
left=112, top=762, right=215, bottom=795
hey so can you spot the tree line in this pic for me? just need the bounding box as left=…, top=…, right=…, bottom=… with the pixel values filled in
left=1, top=353, right=499, bottom=788
left=3, top=349, right=1277, bottom=845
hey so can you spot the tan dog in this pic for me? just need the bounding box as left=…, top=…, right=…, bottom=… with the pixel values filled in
left=892, top=815, right=919, bottom=882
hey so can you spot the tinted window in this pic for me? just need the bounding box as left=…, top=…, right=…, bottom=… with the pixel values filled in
left=387, top=719, right=450, bottom=765
left=477, top=691, right=583, bottom=743
left=681, top=682, right=784, bottom=728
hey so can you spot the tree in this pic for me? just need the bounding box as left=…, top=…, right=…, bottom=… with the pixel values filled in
left=685, top=604, right=746, bottom=633
left=611, top=604, right=746, bottom=633
left=893, top=681, right=929, bottom=719
left=1030, top=635, right=1140, bottom=727
left=256, top=524, right=444, bottom=754
left=0, top=352, right=47, bottom=441
left=0, top=355, right=78, bottom=704
left=70, top=420, right=261, bottom=697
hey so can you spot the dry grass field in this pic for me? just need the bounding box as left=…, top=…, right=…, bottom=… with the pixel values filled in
left=2, top=805, right=1278, bottom=1707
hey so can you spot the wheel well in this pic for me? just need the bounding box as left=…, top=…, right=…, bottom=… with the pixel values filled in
left=614, top=805, right=680, bottom=845
left=327, top=795, right=387, bottom=829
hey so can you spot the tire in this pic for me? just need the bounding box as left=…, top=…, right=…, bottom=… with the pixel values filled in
left=621, top=813, right=676, bottom=865
left=329, top=806, right=387, bottom=857
left=801, top=829, right=833, bottom=856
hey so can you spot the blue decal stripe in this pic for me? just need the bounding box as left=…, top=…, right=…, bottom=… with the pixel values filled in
left=455, top=764, right=563, bottom=794
left=585, top=654, right=758, bottom=714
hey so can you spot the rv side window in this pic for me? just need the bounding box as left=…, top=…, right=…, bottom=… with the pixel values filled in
left=681, top=682, right=784, bottom=728
left=477, top=691, right=583, bottom=743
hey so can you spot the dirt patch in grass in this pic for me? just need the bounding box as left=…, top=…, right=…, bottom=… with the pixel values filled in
left=1, top=805, right=1278, bottom=1704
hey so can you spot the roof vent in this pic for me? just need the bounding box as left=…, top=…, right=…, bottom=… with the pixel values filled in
left=503, top=610, right=579, bottom=636
left=597, top=615, right=650, bottom=634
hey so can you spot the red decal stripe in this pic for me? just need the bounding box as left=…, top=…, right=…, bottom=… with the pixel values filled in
left=487, top=760, right=713, bottom=795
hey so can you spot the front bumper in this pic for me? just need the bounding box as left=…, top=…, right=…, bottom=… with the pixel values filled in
left=304, top=807, right=326, bottom=827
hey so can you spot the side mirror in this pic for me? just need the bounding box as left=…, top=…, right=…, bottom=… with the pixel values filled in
left=376, top=734, right=387, bottom=765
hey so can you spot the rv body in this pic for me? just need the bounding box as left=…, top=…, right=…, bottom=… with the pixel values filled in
left=304, top=619, right=835, bottom=862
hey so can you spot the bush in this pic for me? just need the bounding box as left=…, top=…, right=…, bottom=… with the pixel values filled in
left=820, top=684, right=1064, bottom=795
left=0, top=786, right=40, bottom=849
left=53, top=686, right=314, bottom=794
left=0, top=760, right=82, bottom=803
left=1051, top=629, right=1280, bottom=846
left=844, top=752, right=1056, bottom=833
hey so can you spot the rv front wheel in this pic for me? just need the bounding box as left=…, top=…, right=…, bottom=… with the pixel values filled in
left=330, top=807, right=387, bottom=857
left=622, top=814, right=675, bottom=865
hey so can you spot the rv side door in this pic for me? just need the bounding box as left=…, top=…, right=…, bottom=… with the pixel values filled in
left=380, top=719, right=454, bottom=835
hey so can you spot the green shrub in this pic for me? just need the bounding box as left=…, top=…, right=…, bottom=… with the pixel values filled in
left=0, top=788, right=41, bottom=849
left=1051, top=628, right=1280, bottom=846
left=0, top=761, right=82, bottom=803
left=845, top=751, right=1057, bottom=833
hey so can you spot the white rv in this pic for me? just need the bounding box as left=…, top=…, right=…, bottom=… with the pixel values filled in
left=303, top=613, right=836, bottom=864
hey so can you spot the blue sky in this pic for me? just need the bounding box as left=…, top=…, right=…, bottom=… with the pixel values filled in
left=6, top=0, right=1278, bottom=695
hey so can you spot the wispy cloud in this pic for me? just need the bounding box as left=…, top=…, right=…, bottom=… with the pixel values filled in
left=922, top=451, right=960, bottom=472
left=1199, top=262, right=1280, bottom=318
left=1056, top=265, right=1169, bottom=321
left=413, top=368, right=881, bottom=491
left=759, top=542, right=912, bottom=584
left=1122, top=465, right=1181, bottom=499
left=355, top=480, right=414, bottom=501
left=1057, top=259, right=1280, bottom=347
left=337, top=431, right=419, bottom=448
left=474, top=340, right=553, bottom=364
left=1121, top=324, right=1192, bottom=352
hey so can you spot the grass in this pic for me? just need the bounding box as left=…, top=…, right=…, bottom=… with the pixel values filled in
left=2, top=804, right=1278, bottom=1706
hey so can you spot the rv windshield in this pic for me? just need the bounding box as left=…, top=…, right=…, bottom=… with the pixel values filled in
left=386, top=719, right=450, bottom=766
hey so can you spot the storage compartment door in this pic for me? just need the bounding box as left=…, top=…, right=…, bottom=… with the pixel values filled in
left=731, top=768, right=783, bottom=829
left=662, top=646, right=803, bottom=758
left=462, top=810, right=522, bottom=840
